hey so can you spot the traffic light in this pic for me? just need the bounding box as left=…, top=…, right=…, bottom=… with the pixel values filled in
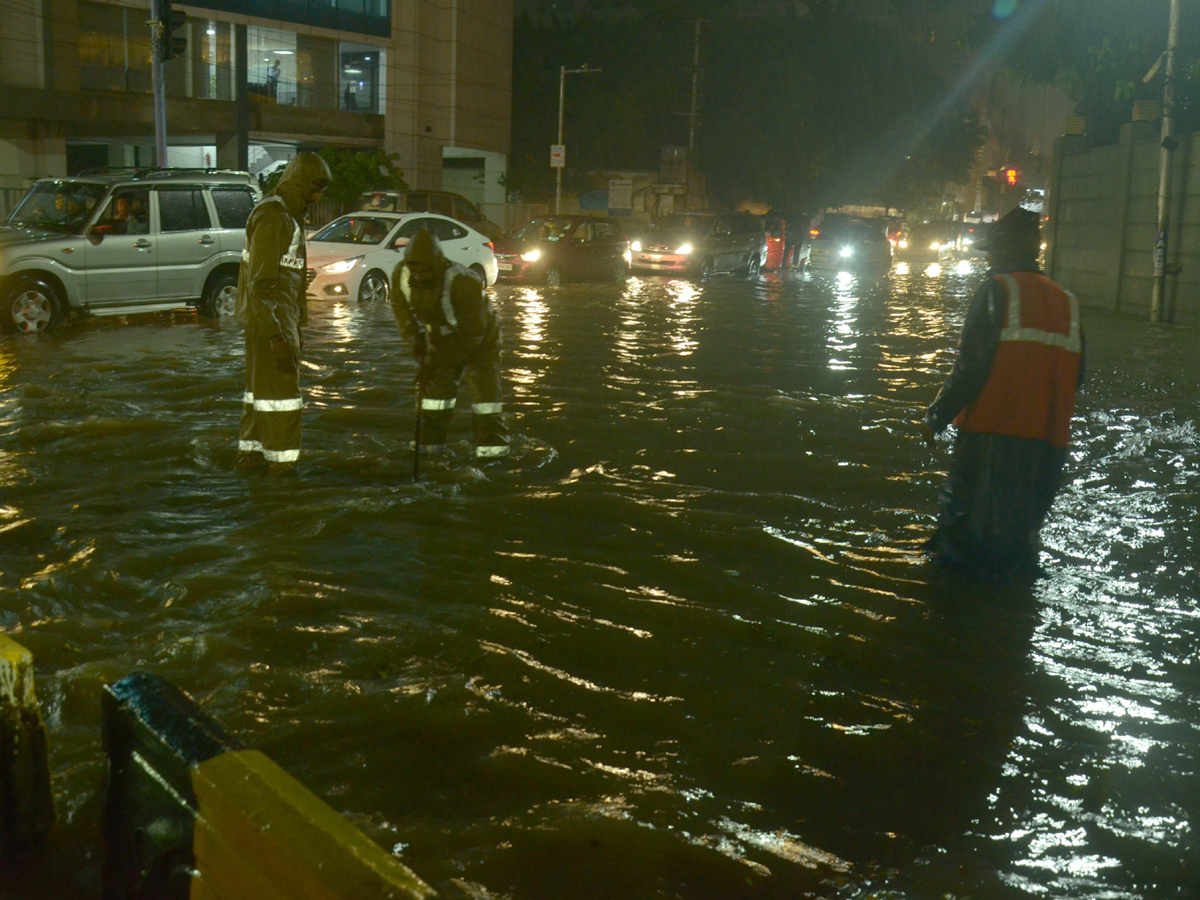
left=159, top=3, right=186, bottom=61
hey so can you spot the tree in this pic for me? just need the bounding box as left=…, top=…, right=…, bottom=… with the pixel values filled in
left=262, top=147, right=407, bottom=205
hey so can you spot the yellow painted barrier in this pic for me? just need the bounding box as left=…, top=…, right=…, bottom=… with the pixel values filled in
left=102, top=672, right=434, bottom=900
left=0, top=633, right=54, bottom=851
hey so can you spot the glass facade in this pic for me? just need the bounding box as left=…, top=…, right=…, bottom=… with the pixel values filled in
left=75, top=3, right=384, bottom=115
left=184, top=0, right=390, bottom=39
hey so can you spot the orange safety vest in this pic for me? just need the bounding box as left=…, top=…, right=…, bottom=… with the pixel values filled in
left=954, top=272, right=1081, bottom=448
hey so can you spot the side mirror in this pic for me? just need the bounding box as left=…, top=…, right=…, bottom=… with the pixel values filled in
left=392, top=237, right=410, bottom=251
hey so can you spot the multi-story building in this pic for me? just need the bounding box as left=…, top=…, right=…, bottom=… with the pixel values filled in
left=0, top=0, right=512, bottom=216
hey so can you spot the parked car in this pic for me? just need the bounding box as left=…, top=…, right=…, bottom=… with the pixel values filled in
left=0, top=168, right=259, bottom=333
left=762, top=215, right=787, bottom=270
left=354, top=190, right=502, bottom=241
left=807, top=215, right=892, bottom=270
left=630, top=211, right=766, bottom=279
left=306, top=211, right=497, bottom=305
left=494, top=216, right=630, bottom=285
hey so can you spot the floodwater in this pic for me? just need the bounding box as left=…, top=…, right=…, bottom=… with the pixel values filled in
left=1, top=259, right=1197, bottom=899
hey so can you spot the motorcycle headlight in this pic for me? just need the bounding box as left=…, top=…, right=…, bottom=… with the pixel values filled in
left=839, top=247, right=853, bottom=258
left=897, top=240, right=908, bottom=249
left=321, top=256, right=362, bottom=274
left=630, top=240, right=642, bottom=252
left=675, top=243, right=692, bottom=255
left=520, top=249, right=541, bottom=262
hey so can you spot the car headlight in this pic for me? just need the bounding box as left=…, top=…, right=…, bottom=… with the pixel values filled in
left=929, top=242, right=940, bottom=250
left=321, top=256, right=362, bottom=274
left=962, top=238, right=972, bottom=246
left=630, top=240, right=642, bottom=252
left=675, top=243, right=692, bottom=255
left=839, top=246, right=853, bottom=258
left=897, top=240, right=908, bottom=249
left=520, top=249, right=541, bottom=262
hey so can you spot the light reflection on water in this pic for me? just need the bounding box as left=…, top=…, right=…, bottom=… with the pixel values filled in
left=0, top=269, right=1197, bottom=898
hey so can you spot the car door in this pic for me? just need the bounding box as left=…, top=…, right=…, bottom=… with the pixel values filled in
left=428, top=216, right=476, bottom=271
left=210, top=185, right=257, bottom=258
left=713, top=215, right=738, bottom=272
left=83, top=187, right=157, bottom=306
left=564, top=221, right=596, bottom=279
left=592, top=220, right=624, bottom=276
left=153, top=185, right=220, bottom=300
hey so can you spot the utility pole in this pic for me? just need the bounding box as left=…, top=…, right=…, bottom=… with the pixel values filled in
left=1150, top=0, right=1180, bottom=323
left=150, top=0, right=168, bottom=165
left=682, top=21, right=706, bottom=207
left=554, top=64, right=601, bottom=215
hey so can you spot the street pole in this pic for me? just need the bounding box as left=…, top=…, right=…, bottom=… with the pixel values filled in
left=1150, top=0, right=1180, bottom=323
left=150, top=0, right=168, bottom=166
left=556, top=65, right=565, bottom=215
left=553, top=64, right=600, bottom=216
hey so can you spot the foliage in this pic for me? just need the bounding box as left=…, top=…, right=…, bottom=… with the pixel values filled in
left=1005, top=0, right=1200, bottom=145
left=262, top=148, right=407, bottom=205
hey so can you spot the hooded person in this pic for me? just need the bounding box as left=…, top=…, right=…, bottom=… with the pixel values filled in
left=391, top=229, right=509, bottom=459
left=235, top=151, right=331, bottom=472
left=922, top=206, right=1086, bottom=579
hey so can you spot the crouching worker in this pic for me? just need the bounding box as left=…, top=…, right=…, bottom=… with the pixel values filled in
left=923, top=206, right=1085, bottom=579
left=392, top=230, right=509, bottom=459
left=235, top=152, right=331, bottom=473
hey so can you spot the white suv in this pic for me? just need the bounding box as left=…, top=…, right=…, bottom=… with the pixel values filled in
left=0, top=168, right=260, bottom=334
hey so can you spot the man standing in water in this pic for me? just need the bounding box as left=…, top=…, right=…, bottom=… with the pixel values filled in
left=235, top=152, right=331, bottom=474
left=391, top=230, right=509, bottom=460
left=923, top=206, right=1085, bottom=578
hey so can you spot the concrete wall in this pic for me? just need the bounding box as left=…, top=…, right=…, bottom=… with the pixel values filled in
left=1047, top=125, right=1199, bottom=324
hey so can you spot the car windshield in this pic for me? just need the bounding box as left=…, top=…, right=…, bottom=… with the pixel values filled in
left=6, top=181, right=109, bottom=235
left=311, top=216, right=394, bottom=245
left=657, top=214, right=715, bottom=235
left=514, top=219, right=575, bottom=242
left=908, top=223, right=958, bottom=244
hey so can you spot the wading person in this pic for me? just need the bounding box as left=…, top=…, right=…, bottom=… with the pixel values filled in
left=923, top=206, right=1085, bottom=579
left=235, top=152, right=331, bottom=473
left=391, top=230, right=509, bottom=460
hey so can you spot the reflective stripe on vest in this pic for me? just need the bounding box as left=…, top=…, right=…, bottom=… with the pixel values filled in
left=954, top=272, right=1081, bottom=448
left=398, top=263, right=481, bottom=334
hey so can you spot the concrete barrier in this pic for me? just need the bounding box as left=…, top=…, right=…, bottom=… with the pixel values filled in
left=0, top=633, right=55, bottom=851
left=102, top=671, right=435, bottom=900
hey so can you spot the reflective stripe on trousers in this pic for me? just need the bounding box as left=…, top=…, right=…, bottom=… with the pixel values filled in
left=239, top=330, right=302, bottom=463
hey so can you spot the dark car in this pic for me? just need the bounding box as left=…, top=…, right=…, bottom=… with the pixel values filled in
left=895, top=221, right=959, bottom=263
left=355, top=189, right=503, bottom=241
left=494, top=216, right=630, bottom=285
left=807, top=214, right=892, bottom=270
left=630, top=211, right=766, bottom=279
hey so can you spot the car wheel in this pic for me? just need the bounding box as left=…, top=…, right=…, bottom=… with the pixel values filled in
left=746, top=253, right=761, bottom=279
left=2, top=277, right=64, bottom=334
left=545, top=268, right=562, bottom=287
left=469, top=263, right=487, bottom=284
left=358, top=270, right=389, bottom=303
left=611, top=262, right=629, bottom=283
left=199, top=272, right=238, bottom=319
left=699, top=258, right=714, bottom=281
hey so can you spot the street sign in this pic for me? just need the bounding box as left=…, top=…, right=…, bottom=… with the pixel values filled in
left=608, top=178, right=633, bottom=209
left=550, top=144, right=565, bottom=168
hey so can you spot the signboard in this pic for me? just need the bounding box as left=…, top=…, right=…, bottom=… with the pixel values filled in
left=607, top=178, right=633, bottom=210
left=550, top=144, right=565, bottom=168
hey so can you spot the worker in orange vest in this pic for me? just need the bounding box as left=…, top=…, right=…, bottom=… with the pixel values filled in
left=923, top=206, right=1085, bottom=579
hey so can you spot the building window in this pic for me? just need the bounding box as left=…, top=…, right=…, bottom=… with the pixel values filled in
left=182, top=0, right=390, bottom=39
left=78, top=0, right=152, bottom=93
left=339, top=42, right=383, bottom=114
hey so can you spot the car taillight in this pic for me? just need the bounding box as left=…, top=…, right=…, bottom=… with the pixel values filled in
left=486, top=241, right=494, bottom=251
left=809, top=229, right=820, bottom=237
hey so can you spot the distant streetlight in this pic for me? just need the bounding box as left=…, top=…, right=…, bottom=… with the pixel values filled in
left=1150, top=0, right=1180, bottom=322
left=554, top=64, right=601, bottom=215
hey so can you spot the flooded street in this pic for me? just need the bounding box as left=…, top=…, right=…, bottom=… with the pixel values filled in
left=2, top=263, right=1198, bottom=899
